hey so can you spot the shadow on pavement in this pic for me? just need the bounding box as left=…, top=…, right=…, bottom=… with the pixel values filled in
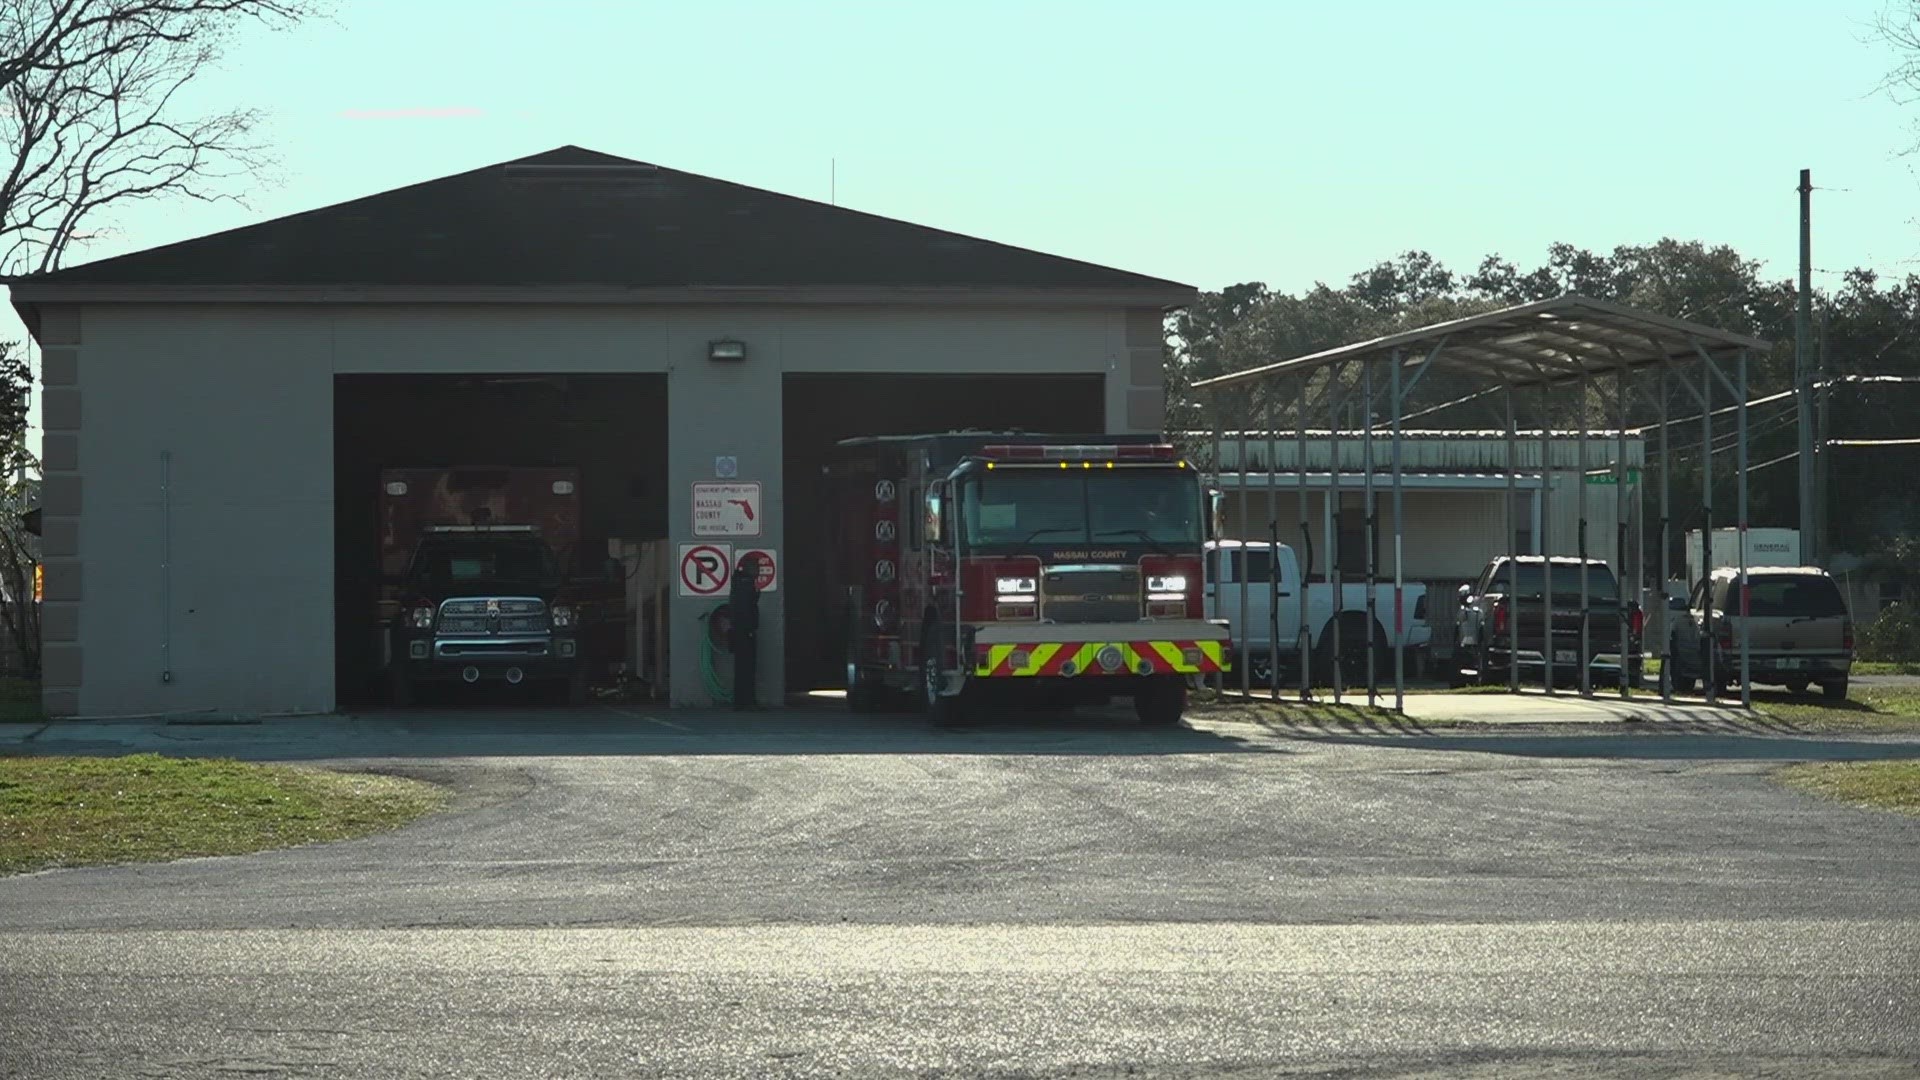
left=1200, top=685, right=1920, bottom=761
left=1251, top=714, right=1920, bottom=762
left=15, top=697, right=1289, bottom=762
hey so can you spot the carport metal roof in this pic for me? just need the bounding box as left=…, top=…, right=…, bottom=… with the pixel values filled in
left=1191, top=295, right=1771, bottom=392
left=1192, top=293, right=1774, bottom=714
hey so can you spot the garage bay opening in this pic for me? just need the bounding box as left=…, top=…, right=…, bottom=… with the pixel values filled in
left=333, top=374, right=667, bottom=708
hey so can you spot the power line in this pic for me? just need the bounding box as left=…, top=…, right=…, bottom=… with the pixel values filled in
left=1647, top=407, right=1802, bottom=459
left=1733, top=438, right=1920, bottom=473
left=1630, top=374, right=1920, bottom=436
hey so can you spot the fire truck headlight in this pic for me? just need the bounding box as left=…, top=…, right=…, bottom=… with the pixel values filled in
left=996, top=576, right=1037, bottom=596
left=550, top=604, right=577, bottom=629
left=409, top=606, right=435, bottom=630
left=1147, top=575, right=1188, bottom=595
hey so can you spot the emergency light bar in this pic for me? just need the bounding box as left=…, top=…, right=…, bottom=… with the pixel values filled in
left=980, top=443, right=1179, bottom=461
left=424, top=525, right=540, bottom=533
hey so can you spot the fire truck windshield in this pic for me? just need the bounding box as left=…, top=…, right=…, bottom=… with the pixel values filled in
left=959, top=468, right=1201, bottom=550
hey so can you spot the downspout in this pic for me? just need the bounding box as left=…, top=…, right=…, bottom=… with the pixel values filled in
left=160, top=450, right=173, bottom=684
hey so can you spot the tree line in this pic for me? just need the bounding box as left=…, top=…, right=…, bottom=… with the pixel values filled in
left=1164, top=241, right=1920, bottom=565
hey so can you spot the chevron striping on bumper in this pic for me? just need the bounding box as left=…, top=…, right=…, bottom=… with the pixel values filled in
left=974, top=639, right=1227, bottom=677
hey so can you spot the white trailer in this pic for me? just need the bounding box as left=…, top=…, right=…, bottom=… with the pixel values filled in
left=1684, top=528, right=1802, bottom=587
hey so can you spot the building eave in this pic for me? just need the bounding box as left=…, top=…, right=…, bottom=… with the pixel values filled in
left=4, top=283, right=1198, bottom=305
left=7, top=283, right=1196, bottom=338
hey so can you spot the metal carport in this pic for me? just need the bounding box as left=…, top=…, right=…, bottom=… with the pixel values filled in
left=1190, top=294, right=1771, bottom=712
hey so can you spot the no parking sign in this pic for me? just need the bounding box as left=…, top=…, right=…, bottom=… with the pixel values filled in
left=678, top=543, right=731, bottom=597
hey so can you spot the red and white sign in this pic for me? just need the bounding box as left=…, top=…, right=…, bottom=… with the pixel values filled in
left=693, top=482, right=762, bottom=537
left=738, top=547, right=778, bottom=593
left=678, top=542, right=732, bottom=597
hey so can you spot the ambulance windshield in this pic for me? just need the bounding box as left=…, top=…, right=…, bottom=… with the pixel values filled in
left=960, top=468, right=1201, bottom=550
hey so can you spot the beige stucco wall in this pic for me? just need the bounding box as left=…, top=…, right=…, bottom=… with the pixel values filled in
left=44, top=301, right=1166, bottom=716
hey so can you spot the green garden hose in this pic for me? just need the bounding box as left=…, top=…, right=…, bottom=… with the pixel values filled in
left=698, top=609, right=733, bottom=701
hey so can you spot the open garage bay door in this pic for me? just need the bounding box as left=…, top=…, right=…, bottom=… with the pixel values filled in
left=334, top=375, right=668, bottom=707
left=781, top=373, right=1106, bottom=692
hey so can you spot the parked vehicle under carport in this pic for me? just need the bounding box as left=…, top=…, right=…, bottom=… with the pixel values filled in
left=1452, top=555, right=1645, bottom=690
left=1667, top=567, right=1854, bottom=699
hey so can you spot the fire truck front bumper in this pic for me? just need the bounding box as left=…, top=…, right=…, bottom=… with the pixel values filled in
left=970, top=620, right=1231, bottom=678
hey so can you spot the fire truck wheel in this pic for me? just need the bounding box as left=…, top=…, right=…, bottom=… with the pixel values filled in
left=1134, top=677, right=1187, bottom=726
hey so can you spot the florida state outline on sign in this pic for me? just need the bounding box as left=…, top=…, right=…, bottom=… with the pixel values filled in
left=678, top=542, right=733, bottom=597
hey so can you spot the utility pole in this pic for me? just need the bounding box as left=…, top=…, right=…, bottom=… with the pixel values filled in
left=1795, top=169, right=1815, bottom=562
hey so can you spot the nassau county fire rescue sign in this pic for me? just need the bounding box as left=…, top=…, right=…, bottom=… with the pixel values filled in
left=692, top=482, right=762, bottom=537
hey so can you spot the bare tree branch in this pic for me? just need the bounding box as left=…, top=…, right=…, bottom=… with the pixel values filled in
left=0, top=0, right=314, bottom=273
left=1877, top=1, right=1920, bottom=153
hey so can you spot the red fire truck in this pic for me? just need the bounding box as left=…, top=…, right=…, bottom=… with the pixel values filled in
left=830, top=433, right=1230, bottom=724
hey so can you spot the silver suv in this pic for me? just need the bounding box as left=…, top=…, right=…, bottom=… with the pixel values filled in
left=1668, top=566, right=1854, bottom=699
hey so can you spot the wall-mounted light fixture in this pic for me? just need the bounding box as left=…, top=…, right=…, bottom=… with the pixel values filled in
left=708, top=339, right=747, bottom=362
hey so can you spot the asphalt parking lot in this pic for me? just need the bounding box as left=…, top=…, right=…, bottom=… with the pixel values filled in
left=3, top=703, right=1919, bottom=1078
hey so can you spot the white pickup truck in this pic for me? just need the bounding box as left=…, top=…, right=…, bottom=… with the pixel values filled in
left=1204, top=539, right=1431, bottom=686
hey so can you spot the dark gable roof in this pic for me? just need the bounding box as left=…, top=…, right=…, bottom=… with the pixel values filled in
left=13, top=146, right=1190, bottom=295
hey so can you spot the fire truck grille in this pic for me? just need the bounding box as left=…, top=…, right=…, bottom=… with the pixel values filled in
left=1041, top=568, right=1140, bottom=624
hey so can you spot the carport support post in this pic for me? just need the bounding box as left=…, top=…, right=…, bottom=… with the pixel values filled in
left=1701, top=353, right=1715, bottom=701
left=1328, top=369, right=1343, bottom=703
left=1212, top=408, right=1225, bottom=696
left=1506, top=382, right=1519, bottom=691
left=1659, top=357, right=1672, bottom=701
left=1238, top=418, right=1251, bottom=697
left=1541, top=383, right=1554, bottom=693
left=1364, top=357, right=1377, bottom=705
left=1266, top=392, right=1280, bottom=700
left=1738, top=349, right=1751, bottom=709
left=1616, top=363, right=1630, bottom=699
left=1578, top=369, right=1591, bottom=697
left=1297, top=377, right=1311, bottom=702
left=1390, top=348, right=1405, bottom=712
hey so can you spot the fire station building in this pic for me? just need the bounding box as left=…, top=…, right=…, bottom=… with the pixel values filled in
left=9, top=146, right=1194, bottom=716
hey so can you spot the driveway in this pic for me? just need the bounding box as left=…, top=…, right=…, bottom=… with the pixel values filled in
left=3, top=705, right=1918, bottom=1077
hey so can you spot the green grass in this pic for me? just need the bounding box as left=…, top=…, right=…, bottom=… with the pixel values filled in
left=1853, top=660, right=1920, bottom=676
left=1777, top=760, right=1920, bottom=816
left=0, top=679, right=42, bottom=724
left=0, top=754, right=448, bottom=875
left=1751, top=685, right=1920, bottom=732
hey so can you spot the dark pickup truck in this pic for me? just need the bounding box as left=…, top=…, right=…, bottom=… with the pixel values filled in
left=1452, top=555, right=1645, bottom=689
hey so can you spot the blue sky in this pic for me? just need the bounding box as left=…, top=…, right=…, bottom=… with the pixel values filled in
left=28, top=0, right=1920, bottom=295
